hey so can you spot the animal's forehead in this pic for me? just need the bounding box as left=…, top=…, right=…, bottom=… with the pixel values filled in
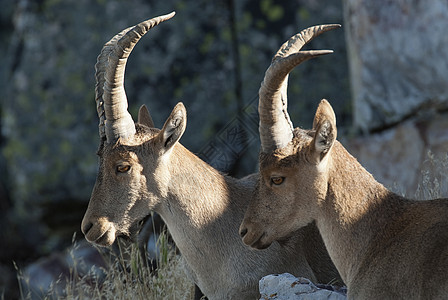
left=259, top=128, right=313, bottom=169
left=136, top=124, right=160, bottom=138
left=98, top=125, right=160, bottom=158
left=124, top=124, right=160, bottom=145
left=100, top=143, right=138, bottom=161
left=101, top=124, right=158, bottom=148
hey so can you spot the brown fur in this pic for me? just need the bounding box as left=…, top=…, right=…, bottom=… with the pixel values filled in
left=82, top=103, right=341, bottom=299
left=240, top=99, right=448, bottom=299
left=84, top=16, right=340, bottom=299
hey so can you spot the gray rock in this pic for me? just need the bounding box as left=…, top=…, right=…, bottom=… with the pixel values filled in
left=344, top=0, right=448, bottom=131
left=344, top=112, right=448, bottom=197
left=19, top=240, right=107, bottom=300
left=344, top=120, right=424, bottom=195
left=259, top=273, right=346, bottom=300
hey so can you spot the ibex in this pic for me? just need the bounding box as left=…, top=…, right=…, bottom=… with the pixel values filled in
left=239, top=22, right=448, bottom=299
left=80, top=12, right=341, bottom=299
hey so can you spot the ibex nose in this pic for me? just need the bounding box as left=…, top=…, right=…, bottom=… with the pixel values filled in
left=81, top=220, right=93, bottom=236
left=239, top=227, right=248, bottom=239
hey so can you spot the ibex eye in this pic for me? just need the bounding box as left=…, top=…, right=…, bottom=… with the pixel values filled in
left=271, top=176, right=284, bottom=185
left=117, top=165, right=131, bottom=173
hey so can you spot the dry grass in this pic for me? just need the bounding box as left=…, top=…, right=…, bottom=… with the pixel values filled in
left=414, top=151, right=448, bottom=200
left=17, top=230, right=194, bottom=300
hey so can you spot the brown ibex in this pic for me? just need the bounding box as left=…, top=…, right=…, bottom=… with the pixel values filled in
left=239, top=22, right=448, bottom=299
left=80, top=13, right=341, bottom=299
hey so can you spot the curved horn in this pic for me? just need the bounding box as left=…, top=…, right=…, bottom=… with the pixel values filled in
left=95, top=12, right=176, bottom=143
left=259, top=24, right=340, bottom=153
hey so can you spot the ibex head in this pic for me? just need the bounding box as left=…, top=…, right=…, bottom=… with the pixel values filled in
left=81, top=12, right=184, bottom=247
left=240, top=24, right=339, bottom=249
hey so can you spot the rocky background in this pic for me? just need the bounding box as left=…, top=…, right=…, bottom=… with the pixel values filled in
left=343, top=0, right=448, bottom=197
left=0, top=0, right=447, bottom=299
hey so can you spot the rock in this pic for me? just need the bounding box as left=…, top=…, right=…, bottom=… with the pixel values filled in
left=344, top=0, right=448, bottom=131
left=259, top=273, right=346, bottom=300
left=344, top=120, right=424, bottom=195
left=344, top=112, right=448, bottom=197
left=341, top=0, right=448, bottom=200
left=18, top=240, right=107, bottom=299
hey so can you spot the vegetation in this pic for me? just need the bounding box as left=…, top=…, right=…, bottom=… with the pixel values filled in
left=17, top=231, right=194, bottom=300
left=415, top=152, right=448, bottom=200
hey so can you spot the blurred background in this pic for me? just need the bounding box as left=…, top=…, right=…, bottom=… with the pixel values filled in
left=0, top=0, right=447, bottom=298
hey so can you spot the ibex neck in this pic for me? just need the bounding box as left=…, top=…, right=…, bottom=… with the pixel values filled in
left=153, top=143, right=250, bottom=252
left=317, top=141, right=407, bottom=285
left=165, top=145, right=239, bottom=224
left=150, top=145, right=259, bottom=296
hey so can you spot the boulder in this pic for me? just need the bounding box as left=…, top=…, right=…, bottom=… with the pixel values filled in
left=344, top=112, right=448, bottom=197
left=259, top=273, right=346, bottom=300
left=344, top=0, right=448, bottom=131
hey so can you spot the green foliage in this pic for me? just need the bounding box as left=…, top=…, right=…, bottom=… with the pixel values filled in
left=260, top=0, right=284, bottom=22
left=298, top=7, right=311, bottom=21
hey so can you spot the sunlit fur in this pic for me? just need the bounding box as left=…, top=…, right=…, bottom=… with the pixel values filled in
left=81, top=104, right=341, bottom=300
left=241, top=100, right=448, bottom=299
left=84, top=16, right=342, bottom=298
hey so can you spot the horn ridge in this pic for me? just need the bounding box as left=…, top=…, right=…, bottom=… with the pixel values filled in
left=274, top=24, right=340, bottom=61
left=259, top=24, right=340, bottom=153
left=94, top=12, right=176, bottom=142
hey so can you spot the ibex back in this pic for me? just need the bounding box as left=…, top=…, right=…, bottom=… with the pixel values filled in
left=80, top=13, right=341, bottom=299
left=239, top=23, right=448, bottom=299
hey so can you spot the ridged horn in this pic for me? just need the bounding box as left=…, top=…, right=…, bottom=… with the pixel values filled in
left=259, top=24, right=340, bottom=153
left=95, top=12, right=176, bottom=143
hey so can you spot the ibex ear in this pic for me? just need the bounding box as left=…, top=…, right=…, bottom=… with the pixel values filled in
left=311, top=99, right=337, bottom=162
left=158, top=102, right=187, bottom=151
left=138, top=104, right=155, bottom=128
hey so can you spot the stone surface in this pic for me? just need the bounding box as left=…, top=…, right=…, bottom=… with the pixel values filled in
left=343, top=0, right=448, bottom=131
left=259, top=273, right=346, bottom=300
left=344, top=112, right=448, bottom=197
left=344, top=120, right=424, bottom=195
left=19, top=240, right=107, bottom=299
left=342, top=0, right=448, bottom=199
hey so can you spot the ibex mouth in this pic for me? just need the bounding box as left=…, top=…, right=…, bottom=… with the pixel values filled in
left=241, top=229, right=272, bottom=250
left=83, top=219, right=117, bottom=247
left=249, top=232, right=272, bottom=250
left=94, top=230, right=116, bottom=247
